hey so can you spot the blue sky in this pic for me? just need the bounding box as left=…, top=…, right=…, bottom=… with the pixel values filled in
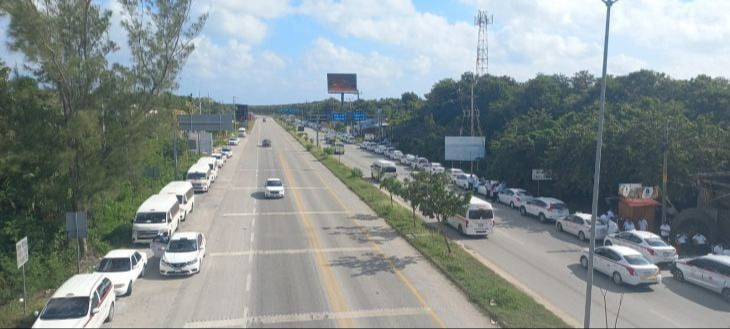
left=2, top=0, right=730, bottom=105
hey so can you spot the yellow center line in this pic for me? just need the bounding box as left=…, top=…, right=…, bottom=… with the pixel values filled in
left=279, top=121, right=448, bottom=329
left=276, top=149, right=354, bottom=329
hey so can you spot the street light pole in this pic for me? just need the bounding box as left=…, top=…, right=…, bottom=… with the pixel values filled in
left=585, top=1, right=618, bottom=328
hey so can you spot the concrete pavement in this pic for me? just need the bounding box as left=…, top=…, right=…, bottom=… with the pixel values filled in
left=108, top=119, right=493, bottom=328
left=306, top=128, right=730, bottom=328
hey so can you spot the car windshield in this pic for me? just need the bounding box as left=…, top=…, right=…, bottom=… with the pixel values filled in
left=175, top=195, right=184, bottom=205
left=624, top=255, right=651, bottom=266
left=187, top=172, right=206, bottom=180
left=267, top=180, right=283, bottom=187
left=384, top=166, right=397, bottom=173
left=40, top=297, right=89, bottom=320
left=645, top=238, right=669, bottom=247
left=517, top=191, right=533, bottom=197
left=96, top=257, right=131, bottom=272
left=550, top=202, right=567, bottom=210
left=469, top=209, right=494, bottom=220
left=167, top=239, right=197, bottom=253
left=135, top=212, right=166, bottom=224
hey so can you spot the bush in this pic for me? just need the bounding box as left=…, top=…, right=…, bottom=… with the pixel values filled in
left=323, top=148, right=334, bottom=157
left=305, top=144, right=313, bottom=151
left=350, top=167, right=363, bottom=178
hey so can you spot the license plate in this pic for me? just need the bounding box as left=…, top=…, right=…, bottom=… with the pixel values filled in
left=477, top=223, right=485, bottom=228
left=663, top=252, right=672, bottom=257
left=641, top=275, right=657, bottom=281
left=174, top=269, right=181, bottom=273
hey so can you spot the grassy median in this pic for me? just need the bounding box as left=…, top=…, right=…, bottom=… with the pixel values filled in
left=281, top=120, right=570, bottom=328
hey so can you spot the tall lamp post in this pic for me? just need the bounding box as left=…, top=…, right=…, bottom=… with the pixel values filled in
left=584, top=1, right=619, bottom=328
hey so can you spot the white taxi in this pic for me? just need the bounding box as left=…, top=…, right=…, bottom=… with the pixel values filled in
left=498, top=188, right=533, bottom=209
left=520, top=197, right=569, bottom=223
left=94, top=250, right=147, bottom=296
left=580, top=246, right=662, bottom=287
left=672, top=255, right=730, bottom=303
left=556, top=212, right=612, bottom=241
left=33, top=273, right=115, bottom=328
left=160, top=232, right=207, bottom=276
left=604, top=231, right=678, bottom=265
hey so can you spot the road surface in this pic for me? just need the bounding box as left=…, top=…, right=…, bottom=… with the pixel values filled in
left=304, top=127, right=730, bottom=328
left=108, top=119, right=493, bottom=328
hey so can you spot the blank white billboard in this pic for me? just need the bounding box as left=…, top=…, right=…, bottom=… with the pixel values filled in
left=445, top=137, right=486, bottom=161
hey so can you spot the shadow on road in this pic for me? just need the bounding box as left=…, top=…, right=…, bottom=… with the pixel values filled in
left=324, top=225, right=400, bottom=246
left=661, top=274, right=730, bottom=312
left=567, top=263, right=656, bottom=294
left=329, top=252, right=421, bottom=277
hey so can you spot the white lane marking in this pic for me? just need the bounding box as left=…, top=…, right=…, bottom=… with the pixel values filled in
left=209, top=247, right=373, bottom=257
left=248, top=251, right=254, bottom=264
left=250, top=232, right=255, bottom=244
left=246, top=274, right=252, bottom=292
left=649, top=309, right=684, bottom=328
left=251, top=217, right=256, bottom=228
left=223, top=210, right=349, bottom=217
left=183, top=307, right=430, bottom=328
left=243, top=307, right=249, bottom=329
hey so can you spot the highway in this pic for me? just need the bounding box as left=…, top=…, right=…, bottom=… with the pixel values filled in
left=304, top=127, right=730, bottom=328
left=108, top=118, right=493, bottom=328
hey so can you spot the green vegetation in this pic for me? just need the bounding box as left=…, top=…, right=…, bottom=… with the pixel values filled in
left=0, top=1, right=209, bottom=326
left=280, top=119, right=569, bottom=328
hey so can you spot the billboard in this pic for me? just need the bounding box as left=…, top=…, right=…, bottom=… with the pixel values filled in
left=327, top=73, right=358, bottom=94
left=532, top=169, right=554, bottom=181
left=235, top=104, right=249, bottom=122
left=178, top=114, right=234, bottom=131
left=445, top=137, right=486, bottom=161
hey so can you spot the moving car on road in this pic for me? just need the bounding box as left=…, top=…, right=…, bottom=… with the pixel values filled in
left=94, top=250, right=147, bottom=297
left=557, top=212, right=611, bottom=241
left=160, top=232, right=206, bottom=276
left=261, top=139, right=272, bottom=147
left=264, top=178, right=286, bottom=198
left=604, top=231, right=678, bottom=265
left=580, top=246, right=662, bottom=287
left=33, top=273, right=115, bottom=328
left=520, top=197, right=569, bottom=223
left=498, top=188, right=533, bottom=209
left=447, top=197, right=495, bottom=237
left=672, top=255, right=730, bottom=302
left=371, top=160, right=398, bottom=181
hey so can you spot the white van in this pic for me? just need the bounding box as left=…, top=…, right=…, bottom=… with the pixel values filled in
left=186, top=164, right=212, bottom=193
left=371, top=160, right=398, bottom=181
left=238, top=127, right=247, bottom=138
left=447, top=197, right=495, bottom=237
left=160, top=181, right=195, bottom=221
left=132, top=194, right=182, bottom=244
left=197, top=157, right=219, bottom=182
left=32, top=273, right=115, bottom=328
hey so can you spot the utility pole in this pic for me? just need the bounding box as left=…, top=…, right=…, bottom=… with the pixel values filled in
left=585, top=1, right=618, bottom=328
left=662, top=120, right=669, bottom=226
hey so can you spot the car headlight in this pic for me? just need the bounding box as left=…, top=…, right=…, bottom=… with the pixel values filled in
left=184, top=260, right=198, bottom=267
left=160, top=259, right=171, bottom=267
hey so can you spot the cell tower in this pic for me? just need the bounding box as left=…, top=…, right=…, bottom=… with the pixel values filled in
left=465, top=10, right=493, bottom=137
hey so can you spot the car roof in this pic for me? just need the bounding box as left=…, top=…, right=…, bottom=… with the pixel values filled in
left=267, top=178, right=282, bottom=182
left=171, top=232, right=200, bottom=241
left=137, top=194, right=178, bottom=213
left=535, top=197, right=564, bottom=204
left=626, top=230, right=661, bottom=239
left=161, top=181, right=193, bottom=194
left=103, top=249, right=137, bottom=259
left=575, top=212, right=594, bottom=220
left=601, top=245, right=642, bottom=256
left=699, top=255, right=730, bottom=266
left=52, top=273, right=105, bottom=298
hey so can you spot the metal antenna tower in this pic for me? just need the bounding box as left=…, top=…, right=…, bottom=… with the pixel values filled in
left=475, top=10, right=493, bottom=77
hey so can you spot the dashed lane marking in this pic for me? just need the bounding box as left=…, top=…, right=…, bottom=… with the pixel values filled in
left=222, top=211, right=348, bottom=217
left=210, top=247, right=373, bottom=258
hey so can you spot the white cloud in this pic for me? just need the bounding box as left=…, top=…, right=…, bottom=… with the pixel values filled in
left=195, top=0, right=291, bottom=44
left=304, top=38, right=401, bottom=80
left=187, top=36, right=254, bottom=80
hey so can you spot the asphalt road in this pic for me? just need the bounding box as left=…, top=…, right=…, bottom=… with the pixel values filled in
left=304, top=128, right=730, bottom=328
left=108, top=119, right=493, bottom=328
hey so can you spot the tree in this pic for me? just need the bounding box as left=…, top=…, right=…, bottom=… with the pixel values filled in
left=416, top=173, right=471, bottom=253
left=401, top=173, right=427, bottom=228
left=379, top=177, right=402, bottom=207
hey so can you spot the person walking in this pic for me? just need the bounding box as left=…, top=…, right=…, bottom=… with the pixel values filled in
left=638, top=218, right=649, bottom=231
left=660, top=221, right=671, bottom=242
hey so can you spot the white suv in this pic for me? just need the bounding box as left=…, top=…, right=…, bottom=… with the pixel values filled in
left=160, top=232, right=207, bottom=276
left=520, top=197, right=569, bottom=223
left=33, top=273, right=116, bottom=328
left=604, top=231, right=678, bottom=265
left=264, top=178, right=285, bottom=198
left=498, top=188, right=533, bottom=209
left=557, top=213, right=611, bottom=241
left=672, top=255, right=730, bottom=303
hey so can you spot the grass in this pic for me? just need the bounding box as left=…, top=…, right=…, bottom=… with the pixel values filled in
left=279, top=119, right=571, bottom=328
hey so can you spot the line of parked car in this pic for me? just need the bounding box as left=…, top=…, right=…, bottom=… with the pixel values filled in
left=31, top=136, right=245, bottom=328
left=356, top=141, right=730, bottom=299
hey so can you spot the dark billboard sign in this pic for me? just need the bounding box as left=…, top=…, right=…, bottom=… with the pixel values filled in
left=235, top=104, right=249, bottom=122
left=327, top=73, right=358, bottom=94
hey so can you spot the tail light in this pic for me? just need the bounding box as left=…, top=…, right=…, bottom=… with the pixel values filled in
left=627, top=267, right=637, bottom=276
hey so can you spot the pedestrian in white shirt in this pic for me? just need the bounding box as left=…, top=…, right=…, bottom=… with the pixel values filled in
left=692, top=233, right=708, bottom=255
left=676, top=233, right=689, bottom=255
left=623, top=219, right=635, bottom=231
left=660, top=222, right=671, bottom=241
left=714, top=244, right=725, bottom=255
left=638, top=218, right=649, bottom=231
left=607, top=210, right=615, bottom=221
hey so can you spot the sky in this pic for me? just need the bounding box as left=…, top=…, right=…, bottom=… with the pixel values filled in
left=2, top=0, right=730, bottom=105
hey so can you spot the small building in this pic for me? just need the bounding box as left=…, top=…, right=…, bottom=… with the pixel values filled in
left=619, top=197, right=660, bottom=232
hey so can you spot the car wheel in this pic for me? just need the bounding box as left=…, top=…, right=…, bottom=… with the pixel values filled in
left=140, top=264, right=146, bottom=278
left=673, top=269, right=685, bottom=282
left=510, top=202, right=515, bottom=209
left=538, top=213, right=546, bottom=224
left=579, top=231, right=586, bottom=242
left=520, top=207, right=527, bottom=216
left=125, top=281, right=133, bottom=297
left=557, top=223, right=564, bottom=232
left=722, top=289, right=730, bottom=303
left=604, top=240, right=612, bottom=246
left=580, top=256, right=588, bottom=269
left=105, top=302, right=114, bottom=323
left=612, top=272, right=623, bottom=286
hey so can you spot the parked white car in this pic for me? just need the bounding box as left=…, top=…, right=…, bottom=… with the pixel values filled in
left=401, top=154, right=416, bottom=166
left=160, top=232, right=206, bottom=276
left=477, top=180, right=500, bottom=199
left=375, top=145, right=387, bottom=154
left=94, top=250, right=147, bottom=296
left=672, top=255, right=730, bottom=303
left=580, top=246, right=662, bottom=287
left=228, top=138, right=239, bottom=146
left=222, top=146, right=233, bottom=158
left=428, top=162, right=446, bottom=174
left=557, top=213, right=612, bottom=241
left=454, top=174, right=478, bottom=190
left=498, top=188, right=533, bottom=209
left=604, top=231, right=678, bottom=265
left=264, top=178, right=285, bottom=198
left=415, top=158, right=430, bottom=171
left=392, top=150, right=404, bottom=161
left=446, top=168, right=465, bottom=183
left=520, top=197, right=569, bottom=223
left=211, top=153, right=225, bottom=168
left=32, top=273, right=115, bottom=328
